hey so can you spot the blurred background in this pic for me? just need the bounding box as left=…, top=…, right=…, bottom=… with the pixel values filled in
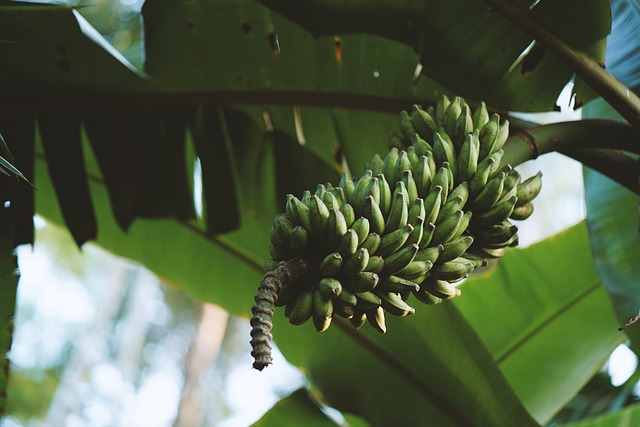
left=1, top=1, right=638, bottom=426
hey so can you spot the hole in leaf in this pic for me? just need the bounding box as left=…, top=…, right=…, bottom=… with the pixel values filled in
left=520, top=43, right=546, bottom=75
left=268, top=31, right=280, bottom=55
left=334, top=36, right=342, bottom=64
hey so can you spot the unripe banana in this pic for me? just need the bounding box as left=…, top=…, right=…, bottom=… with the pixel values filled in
left=385, top=190, right=409, bottom=232
left=401, top=170, right=419, bottom=206
left=457, top=132, right=479, bottom=184
left=351, top=217, right=371, bottom=246
left=288, top=225, right=309, bottom=255
left=376, top=173, right=393, bottom=218
left=338, top=287, right=358, bottom=306
left=424, top=185, right=443, bottom=225
left=355, top=290, right=382, bottom=309
left=327, top=208, right=348, bottom=248
left=438, top=235, right=474, bottom=263
left=368, top=153, right=385, bottom=176
left=377, top=223, right=414, bottom=257
left=382, top=243, right=419, bottom=275
left=337, top=228, right=359, bottom=257
left=443, top=96, right=463, bottom=138
left=379, top=291, right=415, bottom=317
left=319, top=252, right=343, bottom=277
left=454, top=105, right=473, bottom=149
left=435, top=95, right=451, bottom=126
left=322, top=190, right=340, bottom=211
left=353, top=170, right=374, bottom=213
left=312, top=288, right=334, bottom=332
left=410, top=133, right=434, bottom=158
left=410, top=104, right=439, bottom=139
left=516, top=171, right=543, bottom=206
left=364, top=255, right=385, bottom=273
left=433, top=131, right=458, bottom=178
left=286, top=194, right=313, bottom=232
left=405, top=216, right=425, bottom=247
left=397, top=260, right=433, bottom=282
left=315, top=184, right=327, bottom=199
left=363, top=195, right=386, bottom=235
left=469, top=171, right=506, bottom=211
left=343, top=247, right=370, bottom=276
left=431, top=210, right=464, bottom=245
left=377, top=275, right=420, bottom=293
left=422, top=277, right=462, bottom=299
left=473, top=195, right=518, bottom=226
left=450, top=211, right=473, bottom=241
left=366, top=306, right=387, bottom=333
left=399, top=110, right=418, bottom=141
left=430, top=167, right=450, bottom=203
left=449, top=181, right=470, bottom=206
left=359, top=232, right=381, bottom=255
left=478, top=113, right=500, bottom=160
left=419, top=222, right=436, bottom=247
left=408, top=197, right=426, bottom=225
left=350, top=309, right=367, bottom=329
left=288, top=288, right=314, bottom=325
left=430, top=258, right=475, bottom=282
left=394, top=150, right=412, bottom=185
left=406, top=145, right=421, bottom=170
left=388, top=134, right=405, bottom=150
left=413, top=288, right=443, bottom=305
left=333, top=299, right=355, bottom=319
left=340, top=203, right=356, bottom=228
left=318, top=277, right=343, bottom=299
left=346, top=271, right=380, bottom=293
left=383, top=148, right=400, bottom=185
left=414, top=244, right=443, bottom=264
left=339, top=174, right=355, bottom=202
left=436, top=196, right=465, bottom=225
left=472, top=101, right=490, bottom=129
left=510, top=202, right=534, bottom=220
left=497, top=168, right=521, bottom=204
left=414, top=155, right=433, bottom=197
left=270, top=213, right=294, bottom=254
left=269, top=242, right=290, bottom=260
left=309, top=195, right=330, bottom=239
left=469, top=156, right=496, bottom=198
left=474, top=221, right=518, bottom=246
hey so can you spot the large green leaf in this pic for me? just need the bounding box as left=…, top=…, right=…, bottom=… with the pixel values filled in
left=581, top=0, right=640, bottom=354
left=259, top=0, right=610, bottom=111
left=251, top=388, right=340, bottom=427
left=0, top=0, right=148, bottom=96
left=455, top=223, right=625, bottom=424
left=562, top=402, right=640, bottom=427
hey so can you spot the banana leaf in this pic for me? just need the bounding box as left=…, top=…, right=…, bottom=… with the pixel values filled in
left=581, top=0, right=640, bottom=355
left=455, top=223, right=625, bottom=424
left=561, top=402, right=640, bottom=427
left=250, top=388, right=340, bottom=427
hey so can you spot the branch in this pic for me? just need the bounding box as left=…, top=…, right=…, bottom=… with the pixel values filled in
left=484, top=0, right=640, bottom=130
left=502, top=119, right=640, bottom=193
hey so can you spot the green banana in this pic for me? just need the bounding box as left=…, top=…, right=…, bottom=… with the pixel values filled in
left=287, top=288, right=314, bottom=325
left=436, top=195, right=465, bottom=225
left=420, top=222, right=436, bottom=247
left=379, top=291, right=415, bottom=317
left=454, top=105, right=473, bottom=149
left=450, top=211, right=473, bottom=241
left=377, top=223, right=414, bottom=258
left=410, top=104, right=439, bottom=139
left=421, top=277, right=462, bottom=299
left=309, top=195, right=330, bottom=239
left=401, top=170, right=419, bottom=205
left=345, top=271, right=380, bottom=293
left=516, top=171, right=543, bottom=206
left=337, top=228, right=359, bottom=257
left=313, top=289, right=334, bottom=332
left=343, top=247, right=370, bottom=276
left=468, top=156, right=496, bottom=198
left=405, top=215, right=425, bottom=247
left=385, top=189, right=409, bottom=232
left=394, top=150, right=412, bottom=185
left=366, top=306, right=387, bottom=333
left=364, top=255, right=385, bottom=273
left=443, top=96, right=463, bottom=138
left=363, top=195, right=386, bottom=235
left=353, top=170, right=374, bottom=213
left=473, top=195, right=518, bottom=226
left=435, top=95, right=451, bottom=126
left=474, top=221, right=518, bottom=246
left=433, top=131, right=458, bottom=178
left=327, top=207, right=348, bottom=248
left=339, top=174, right=355, bottom=202
left=423, top=185, right=443, bottom=225
left=350, top=309, right=367, bottom=329
left=340, top=203, right=356, bottom=228
left=377, top=275, right=420, bottom=293
left=469, top=171, right=506, bottom=211
left=399, top=110, right=418, bottom=140
left=270, top=213, right=294, bottom=254
left=322, top=190, right=340, bottom=210
left=286, top=194, right=312, bottom=232
left=429, top=258, right=475, bottom=282
left=438, top=235, right=474, bottom=263
left=368, top=153, right=385, bottom=176
left=407, top=145, right=421, bottom=170
left=359, top=232, right=381, bottom=255
left=410, top=133, right=434, bottom=158
left=510, top=202, right=534, bottom=220
left=497, top=168, right=521, bottom=204
left=376, top=173, right=393, bottom=218
left=449, top=181, right=470, bottom=206
left=457, top=132, right=479, bottom=184
left=382, top=243, right=419, bottom=275
left=318, top=252, right=343, bottom=277
left=413, top=288, right=443, bottom=305
left=478, top=113, right=500, bottom=159
left=472, top=101, right=490, bottom=129
left=397, top=260, right=433, bottom=281
left=318, top=277, right=343, bottom=299
left=337, top=287, right=358, bottom=306
left=414, top=155, right=433, bottom=197
left=414, top=244, right=443, bottom=264
left=351, top=217, right=371, bottom=246
left=333, top=299, right=355, bottom=319
left=408, top=197, right=426, bottom=225
left=431, top=210, right=464, bottom=245
left=355, top=290, right=382, bottom=310
left=383, top=148, right=400, bottom=185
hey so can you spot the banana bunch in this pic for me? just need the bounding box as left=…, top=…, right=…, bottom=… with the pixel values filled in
left=262, top=95, right=542, bottom=335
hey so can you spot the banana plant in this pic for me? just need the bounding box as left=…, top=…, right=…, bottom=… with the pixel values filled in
left=0, top=0, right=639, bottom=425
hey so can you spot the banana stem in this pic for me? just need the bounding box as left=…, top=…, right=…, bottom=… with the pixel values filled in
left=483, top=0, right=640, bottom=131
left=502, top=119, right=640, bottom=193
left=250, top=258, right=307, bottom=371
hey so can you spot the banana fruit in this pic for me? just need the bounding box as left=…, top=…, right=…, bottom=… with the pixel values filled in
left=252, top=94, right=543, bottom=364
